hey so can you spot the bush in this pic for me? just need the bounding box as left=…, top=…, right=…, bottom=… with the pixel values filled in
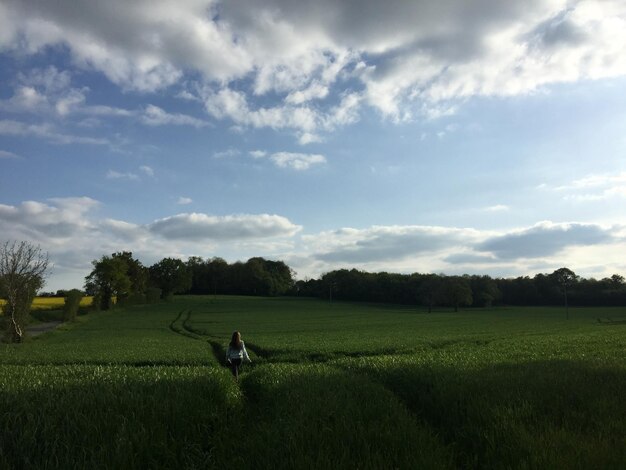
left=118, top=293, right=147, bottom=307
left=31, top=310, right=64, bottom=322
left=146, top=288, right=162, bottom=304
left=63, top=289, right=83, bottom=322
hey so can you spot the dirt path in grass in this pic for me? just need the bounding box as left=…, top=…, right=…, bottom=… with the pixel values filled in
left=27, top=321, right=62, bottom=337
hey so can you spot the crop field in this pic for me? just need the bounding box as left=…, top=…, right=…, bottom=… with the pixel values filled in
left=1, top=296, right=625, bottom=468
left=0, top=296, right=93, bottom=311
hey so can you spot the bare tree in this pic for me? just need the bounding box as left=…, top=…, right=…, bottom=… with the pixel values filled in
left=0, top=241, right=49, bottom=342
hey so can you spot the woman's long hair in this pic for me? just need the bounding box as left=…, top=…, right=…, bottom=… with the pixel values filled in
left=230, top=331, right=242, bottom=350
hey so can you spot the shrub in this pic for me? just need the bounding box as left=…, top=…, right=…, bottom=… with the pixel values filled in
left=63, top=289, right=83, bottom=322
left=118, top=293, right=147, bottom=307
left=146, top=288, right=162, bottom=304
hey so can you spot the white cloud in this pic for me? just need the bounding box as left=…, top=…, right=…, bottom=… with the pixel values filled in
left=249, top=150, right=267, bottom=158
left=106, top=170, right=139, bottom=180
left=213, top=148, right=240, bottom=159
left=0, top=197, right=98, bottom=241
left=177, top=197, right=193, bottom=205
left=294, top=220, right=626, bottom=281
left=139, top=165, right=155, bottom=177
left=270, top=152, right=326, bottom=170
left=484, top=204, right=510, bottom=212
left=149, top=213, right=302, bottom=241
left=0, top=67, right=87, bottom=116
left=88, top=106, right=134, bottom=117
left=285, top=82, right=329, bottom=105
left=297, top=132, right=322, bottom=145
left=4, top=1, right=623, bottom=140
left=141, top=104, right=209, bottom=128
left=0, top=119, right=109, bottom=145
left=553, top=172, right=626, bottom=201
left=0, top=1, right=249, bottom=91
left=0, top=150, right=20, bottom=159
left=1, top=67, right=210, bottom=135
left=251, top=151, right=327, bottom=170
left=202, top=86, right=318, bottom=133
left=306, top=225, right=482, bottom=264
left=476, top=221, right=616, bottom=260
left=107, top=166, right=156, bottom=181
left=99, top=218, right=145, bottom=242
left=0, top=86, right=48, bottom=113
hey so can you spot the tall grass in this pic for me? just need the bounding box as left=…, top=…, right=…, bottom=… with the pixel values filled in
left=234, top=363, right=452, bottom=469
left=1, top=296, right=624, bottom=468
left=0, top=365, right=241, bottom=468
left=335, top=355, right=626, bottom=469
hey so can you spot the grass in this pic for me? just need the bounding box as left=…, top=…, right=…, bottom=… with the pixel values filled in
left=0, top=365, right=240, bottom=468
left=1, top=295, right=625, bottom=468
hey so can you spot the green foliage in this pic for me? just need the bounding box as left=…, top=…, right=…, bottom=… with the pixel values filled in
left=149, top=258, right=192, bottom=299
left=112, top=251, right=148, bottom=295
left=29, top=309, right=64, bottom=323
left=117, top=292, right=147, bottom=307
left=551, top=267, right=579, bottom=286
left=62, top=289, right=83, bottom=322
left=145, top=287, right=162, bottom=304
left=443, top=276, right=473, bottom=312
left=85, top=255, right=131, bottom=310
left=418, top=273, right=443, bottom=312
left=244, top=257, right=294, bottom=296
left=304, top=267, right=626, bottom=307
left=85, top=252, right=148, bottom=310
left=185, top=256, right=294, bottom=296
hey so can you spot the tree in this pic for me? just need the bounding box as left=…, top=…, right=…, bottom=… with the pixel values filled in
left=0, top=241, right=49, bottom=342
left=550, top=267, right=578, bottom=319
left=85, top=255, right=131, bottom=310
left=112, top=252, right=148, bottom=297
left=186, top=256, right=208, bottom=294
left=418, top=274, right=442, bottom=313
left=470, top=275, right=500, bottom=307
left=243, top=257, right=294, bottom=296
left=608, top=274, right=625, bottom=288
left=63, top=289, right=83, bottom=322
left=149, top=258, right=192, bottom=299
left=443, top=276, right=473, bottom=312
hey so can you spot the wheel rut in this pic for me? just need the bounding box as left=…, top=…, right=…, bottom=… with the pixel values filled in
left=169, top=310, right=225, bottom=365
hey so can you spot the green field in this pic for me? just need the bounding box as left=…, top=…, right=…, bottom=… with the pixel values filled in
left=1, top=296, right=625, bottom=468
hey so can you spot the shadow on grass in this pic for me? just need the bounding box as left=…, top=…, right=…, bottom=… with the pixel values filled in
left=337, top=358, right=626, bottom=469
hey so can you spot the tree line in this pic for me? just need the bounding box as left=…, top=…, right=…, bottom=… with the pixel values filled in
left=295, top=267, right=626, bottom=309
left=84, top=252, right=295, bottom=310
left=84, top=250, right=625, bottom=311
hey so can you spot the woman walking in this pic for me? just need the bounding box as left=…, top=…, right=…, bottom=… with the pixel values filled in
left=226, top=331, right=251, bottom=381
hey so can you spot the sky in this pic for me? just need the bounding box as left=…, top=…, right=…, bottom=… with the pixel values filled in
left=1, top=0, right=626, bottom=292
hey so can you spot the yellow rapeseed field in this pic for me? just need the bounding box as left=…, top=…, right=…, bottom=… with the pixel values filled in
left=0, top=296, right=93, bottom=311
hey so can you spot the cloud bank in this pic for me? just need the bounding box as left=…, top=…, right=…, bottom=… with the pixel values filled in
left=0, top=200, right=623, bottom=291
left=0, top=197, right=302, bottom=289
left=149, top=213, right=301, bottom=240
left=1, top=0, right=624, bottom=141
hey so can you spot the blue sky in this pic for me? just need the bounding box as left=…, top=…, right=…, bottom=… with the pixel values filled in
left=1, top=0, right=625, bottom=291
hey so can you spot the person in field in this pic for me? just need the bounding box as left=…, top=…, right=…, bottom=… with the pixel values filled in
left=225, top=330, right=251, bottom=380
